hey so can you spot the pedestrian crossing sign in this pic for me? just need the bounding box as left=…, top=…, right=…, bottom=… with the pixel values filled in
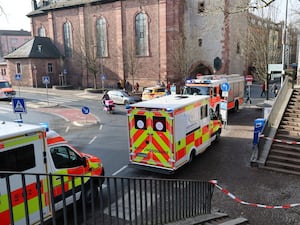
left=12, top=98, right=27, bottom=113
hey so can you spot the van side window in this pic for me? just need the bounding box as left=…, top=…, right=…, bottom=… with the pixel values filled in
left=153, top=116, right=166, bottom=132
left=0, top=144, right=35, bottom=173
left=50, top=146, right=82, bottom=169
left=134, top=115, right=147, bottom=130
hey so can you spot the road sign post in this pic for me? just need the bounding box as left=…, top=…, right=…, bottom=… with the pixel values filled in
left=12, top=98, right=26, bottom=122
left=220, top=82, right=230, bottom=128
left=15, top=74, right=22, bottom=96
left=82, top=106, right=90, bottom=124
left=42, top=76, right=50, bottom=105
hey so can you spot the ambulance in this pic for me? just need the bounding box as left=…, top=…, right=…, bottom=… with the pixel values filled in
left=0, top=121, right=104, bottom=225
left=183, top=74, right=245, bottom=115
left=127, top=94, right=222, bottom=173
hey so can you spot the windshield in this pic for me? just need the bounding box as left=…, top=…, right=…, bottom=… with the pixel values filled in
left=183, top=86, right=209, bottom=95
left=121, top=91, right=130, bottom=97
left=0, top=82, right=10, bottom=88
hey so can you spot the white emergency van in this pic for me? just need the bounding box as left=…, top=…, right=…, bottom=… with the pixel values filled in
left=0, top=121, right=104, bottom=225
left=127, top=94, right=222, bottom=173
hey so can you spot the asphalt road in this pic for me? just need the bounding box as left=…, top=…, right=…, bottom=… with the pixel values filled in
left=4, top=84, right=300, bottom=224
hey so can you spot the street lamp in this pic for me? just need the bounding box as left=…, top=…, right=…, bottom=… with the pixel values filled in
left=33, top=65, right=37, bottom=88
left=281, top=0, right=289, bottom=86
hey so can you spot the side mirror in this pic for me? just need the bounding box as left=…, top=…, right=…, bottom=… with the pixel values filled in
left=82, top=156, right=87, bottom=167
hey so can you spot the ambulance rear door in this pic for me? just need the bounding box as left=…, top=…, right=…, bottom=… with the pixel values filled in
left=129, top=108, right=174, bottom=170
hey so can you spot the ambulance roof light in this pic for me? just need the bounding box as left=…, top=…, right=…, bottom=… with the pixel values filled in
left=186, top=80, right=192, bottom=84
left=166, top=108, right=173, bottom=113
left=40, top=122, right=49, bottom=132
left=126, top=105, right=132, bottom=110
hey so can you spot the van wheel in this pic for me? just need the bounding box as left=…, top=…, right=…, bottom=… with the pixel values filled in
left=84, top=182, right=99, bottom=204
left=188, top=150, right=196, bottom=164
left=215, top=129, right=221, bottom=142
left=234, top=101, right=239, bottom=112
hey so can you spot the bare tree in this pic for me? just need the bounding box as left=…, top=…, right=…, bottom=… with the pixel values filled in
left=123, top=36, right=141, bottom=87
left=73, top=4, right=102, bottom=89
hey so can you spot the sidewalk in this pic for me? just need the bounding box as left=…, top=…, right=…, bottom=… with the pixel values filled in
left=17, top=86, right=101, bottom=127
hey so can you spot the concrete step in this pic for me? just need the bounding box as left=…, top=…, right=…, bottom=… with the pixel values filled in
left=278, top=124, right=300, bottom=132
left=271, top=143, right=300, bottom=152
left=271, top=148, right=300, bottom=158
left=282, top=116, right=300, bottom=122
left=263, top=165, right=300, bottom=176
left=276, top=129, right=300, bottom=137
left=165, top=212, right=249, bottom=225
left=268, top=154, right=300, bottom=163
left=266, top=160, right=300, bottom=170
left=279, top=117, right=300, bottom=126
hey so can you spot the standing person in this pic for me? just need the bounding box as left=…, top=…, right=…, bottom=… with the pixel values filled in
left=135, top=82, right=139, bottom=92
left=260, top=82, right=266, bottom=97
left=272, top=83, right=278, bottom=97
left=102, top=90, right=110, bottom=105
left=245, top=86, right=251, bottom=104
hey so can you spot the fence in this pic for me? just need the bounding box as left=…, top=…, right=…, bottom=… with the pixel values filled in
left=0, top=172, right=214, bottom=225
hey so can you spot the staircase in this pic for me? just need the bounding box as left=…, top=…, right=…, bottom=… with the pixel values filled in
left=264, top=89, right=300, bottom=175
left=165, top=212, right=249, bottom=225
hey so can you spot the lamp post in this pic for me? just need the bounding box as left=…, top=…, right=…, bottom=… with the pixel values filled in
left=33, top=65, right=37, bottom=88
left=281, top=0, right=289, bottom=86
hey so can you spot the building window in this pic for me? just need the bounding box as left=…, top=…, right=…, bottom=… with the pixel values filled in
left=96, top=17, right=108, bottom=57
left=16, top=63, right=22, bottom=74
left=236, top=42, right=241, bottom=54
left=135, top=12, right=149, bottom=56
left=63, top=21, right=73, bottom=58
left=1, top=68, right=6, bottom=76
left=198, top=1, right=205, bottom=13
left=48, top=63, right=53, bottom=73
left=198, top=38, right=203, bottom=47
left=38, top=26, right=46, bottom=37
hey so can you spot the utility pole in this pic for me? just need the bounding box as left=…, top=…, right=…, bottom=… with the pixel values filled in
left=281, top=0, right=289, bottom=86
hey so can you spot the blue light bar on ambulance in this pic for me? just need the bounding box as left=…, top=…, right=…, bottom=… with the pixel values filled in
left=166, top=108, right=174, bottom=113
left=186, top=79, right=211, bottom=84
left=186, top=79, right=193, bottom=84
left=39, top=122, right=49, bottom=132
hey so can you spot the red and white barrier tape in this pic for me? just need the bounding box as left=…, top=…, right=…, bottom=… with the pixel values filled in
left=259, top=134, right=300, bottom=145
left=209, top=180, right=300, bottom=209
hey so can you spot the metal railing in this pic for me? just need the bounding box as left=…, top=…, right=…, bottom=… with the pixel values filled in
left=0, top=172, right=214, bottom=225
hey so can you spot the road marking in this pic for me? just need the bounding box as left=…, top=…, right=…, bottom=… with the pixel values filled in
left=112, top=165, right=128, bottom=176
left=99, top=124, right=103, bottom=130
left=88, top=136, right=97, bottom=144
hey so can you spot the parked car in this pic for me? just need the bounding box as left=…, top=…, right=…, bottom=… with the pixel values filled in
left=0, top=80, right=16, bottom=100
left=142, top=86, right=167, bottom=101
left=107, top=90, right=141, bottom=105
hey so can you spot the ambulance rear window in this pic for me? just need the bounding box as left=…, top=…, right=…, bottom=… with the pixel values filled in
left=134, top=115, right=147, bottom=130
left=0, top=144, right=35, bottom=174
left=153, top=116, right=166, bottom=132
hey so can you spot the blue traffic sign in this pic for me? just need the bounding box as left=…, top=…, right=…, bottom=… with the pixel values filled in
left=15, top=74, right=21, bottom=80
left=42, top=76, right=50, bottom=84
left=12, top=98, right=26, bottom=113
left=221, top=82, right=230, bottom=92
left=82, top=106, right=90, bottom=115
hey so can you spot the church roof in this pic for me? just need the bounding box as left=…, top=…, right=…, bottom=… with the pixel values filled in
left=4, top=36, right=62, bottom=59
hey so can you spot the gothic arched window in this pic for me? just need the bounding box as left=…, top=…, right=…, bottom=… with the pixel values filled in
left=38, top=26, right=46, bottom=37
left=96, top=17, right=108, bottom=57
left=63, top=21, right=73, bottom=57
left=135, top=12, right=149, bottom=56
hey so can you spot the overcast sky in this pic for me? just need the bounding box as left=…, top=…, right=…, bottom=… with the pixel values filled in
left=0, top=0, right=32, bottom=31
left=0, top=0, right=299, bottom=31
